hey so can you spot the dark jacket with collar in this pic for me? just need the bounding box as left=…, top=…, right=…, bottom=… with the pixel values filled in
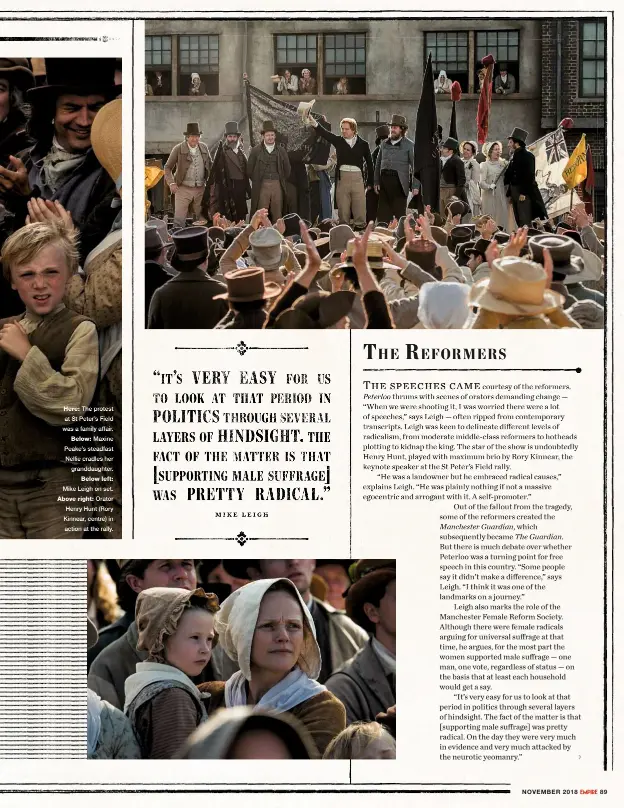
left=314, top=121, right=374, bottom=206
left=503, top=145, right=547, bottom=219
left=374, top=136, right=419, bottom=197
left=440, top=153, right=466, bottom=188
left=164, top=140, right=213, bottom=186
left=247, top=142, right=291, bottom=215
left=147, top=267, right=228, bottom=329
left=326, top=638, right=395, bottom=724
left=214, top=306, right=269, bottom=330
left=145, top=259, right=177, bottom=325
left=87, top=610, right=133, bottom=672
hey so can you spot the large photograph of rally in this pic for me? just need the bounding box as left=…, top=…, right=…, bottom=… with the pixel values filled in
left=87, top=558, right=396, bottom=760
left=145, top=19, right=605, bottom=331
left=0, top=56, right=122, bottom=538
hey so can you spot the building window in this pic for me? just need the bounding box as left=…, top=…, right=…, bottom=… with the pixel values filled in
left=324, top=33, right=366, bottom=95
left=179, top=34, right=219, bottom=96
left=580, top=21, right=606, bottom=97
left=273, top=34, right=318, bottom=95
left=425, top=31, right=469, bottom=92
left=145, top=35, right=172, bottom=96
left=475, top=30, right=520, bottom=91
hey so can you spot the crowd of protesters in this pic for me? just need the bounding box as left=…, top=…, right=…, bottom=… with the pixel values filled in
left=87, top=559, right=396, bottom=760
left=0, top=57, right=123, bottom=538
left=146, top=114, right=605, bottom=331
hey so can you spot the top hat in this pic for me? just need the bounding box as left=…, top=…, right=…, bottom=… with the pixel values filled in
left=344, top=560, right=396, bottom=631
left=430, top=225, right=448, bottom=246
left=390, top=114, right=407, bottom=128
left=464, top=237, right=490, bottom=259
left=492, top=231, right=510, bottom=245
left=170, top=225, right=209, bottom=271
left=90, top=99, right=122, bottom=189
left=508, top=127, right=529, bottom=145
left=145, top=225, right=167, bottom=253
left=28, top=58, right=118, bottom=103
left=456, top=239, right=476, bottom=266
left=273, top=290, right=356, bottom=329
left=329, top=224, right=355, bottom=257
left=446, top=200, right=467, bottom=220
left=375, top=124, right=390, bottom=141
left=528, top=234, right=584, bottom=276
left=470, top=256, right=565, bottom=315
left=282, top=213, right=302, bottom=239
left=224, top=121, right=240, bottom=136
left=0, top=58, right=35, bottom=92
left=146, top=217, right=172, bottom=246
left=448, top=224, right=473, bottom=253
left=261, top=119, right=276, bottom=134
left=443, top=137, right=459, bottom=152
left=185, top=122, right=202, bottom=137
left=213, top=266, right=282, bottom=303
left=405, top=238, right=437, bottom=274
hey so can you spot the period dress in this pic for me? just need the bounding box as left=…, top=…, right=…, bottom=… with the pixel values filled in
left=462, top=156, right=482, bottom=218
left=480, top=157, right=513, bottom=228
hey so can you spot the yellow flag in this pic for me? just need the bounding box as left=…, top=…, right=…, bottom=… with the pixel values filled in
left=562, top=134, right=587, bottom=190
left=145, top=165, right=164, bottom=218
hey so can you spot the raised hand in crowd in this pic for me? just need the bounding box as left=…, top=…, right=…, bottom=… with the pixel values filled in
left=26, top=198, right=74, bottom=231
left=502, top=225, right=528, bottom=258
left=331, top=268, right=346, bottom=293
left=250, top=207, right=269, bottom=230
left=381, top=239, right=407, bottom=271
left=424, top=205, right=435, bottom=225
left=352, top=222, right=382, bottom=296
left=0, top=321, right=31, bottom=362
left=570, top=204, right=590, bottom=230
left=482, top=216, right=498, bottom=240
left=542, top=246, right=553, bottom=289
left=0, top=155, right=30, bottom=195
left=275, top=217, right=286, bottom=235
left=485, top=238, right=501, bottom=267
left=415, top=214, right=432, bottom=243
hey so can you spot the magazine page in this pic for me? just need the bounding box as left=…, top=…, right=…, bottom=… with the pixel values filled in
left=0, top=5, right=619, bottom=808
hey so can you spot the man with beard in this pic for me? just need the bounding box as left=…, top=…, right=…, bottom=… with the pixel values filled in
left=504, top=127, right=547, bottom=226
left=223, top=559, right=368, bottom=683
left=207, top=121, right=250, bottom=222
left=374, top=114, right=419, bottom=224
left=0, top=58, right=117, bottom=249
left=164, top=122, right=213, bottom=227
left=248, top=119, right=291, bottom=222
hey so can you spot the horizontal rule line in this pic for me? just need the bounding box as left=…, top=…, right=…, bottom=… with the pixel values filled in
left=363, top=368, right=582, bottom=372
left=175, top=537, right=309, bottom=541
left=174, top=347, right=308, bottom=351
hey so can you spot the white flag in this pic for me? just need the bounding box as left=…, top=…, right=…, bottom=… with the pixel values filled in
left=527, top=127, right=581, bottom=218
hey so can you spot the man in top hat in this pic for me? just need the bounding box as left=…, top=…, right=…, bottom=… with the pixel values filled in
left=147, top=225, right=228, bottom=329
left=305, top=110, right=374, bottom=230
left=214, top=266, right=282, bottom=329
left=0, top=57, right=117, bottom=242
left=247, top=120, right=291, bottom=222
left=374, top=114, right=420, bottom=225
left=0, top=58, right=34, bottom=175
left=207, top=121, right=250, bottom=223
left=326, top=560, right=396, bottom=725
left=494, top=64, right=516, bottom=95
left=504, top=127, right=547, bottom=227
left=144, top=223, right=174, bottom=325
left=164, top=122, right=213, bottom=228
left=439, top=137, right=467, bottom=214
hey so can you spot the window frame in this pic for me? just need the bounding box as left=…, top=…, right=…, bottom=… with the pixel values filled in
left=177, top=34, right=220, bottom=96
left=424, top=30, right=470, bottom=93
left=579, top=20, right=606, bottom=99
left=474, top=29, right=520, bottom=92
left=323, top=32, right=368, bottom=95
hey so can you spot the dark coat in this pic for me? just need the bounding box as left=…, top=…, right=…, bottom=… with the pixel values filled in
left=326, top=639, right=395, bottom=725
left=147, top=267, right=228, bottom=329
left=145, top=259, right=177, bottom=325
left=204, top=142, right=250, bottom=220
left=504, top=146, right=547, bottom=219
left=441, top=153, right=466, bottom=188
left=214, top=307, right=269, bottom=330
left=87, top=611, right=133, bottom=672
left=314, top=122, right=374, bottom=208
left=247, top=142, right=291, bottom=215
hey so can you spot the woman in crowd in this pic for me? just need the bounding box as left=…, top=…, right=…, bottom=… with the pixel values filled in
left=324, top=721, right=397, bottom=760
left=124, top=586, right=219, bottom=758
left=460, top=140, right=481, bottom=219
left=479, top=141, right=511, bottom=228
left=180, top=706, right=317, bottom=759
left=200, top=577, right=346, bottom=756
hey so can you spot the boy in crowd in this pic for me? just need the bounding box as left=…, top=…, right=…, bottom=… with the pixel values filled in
left=0, top=219, right=98, bottom=538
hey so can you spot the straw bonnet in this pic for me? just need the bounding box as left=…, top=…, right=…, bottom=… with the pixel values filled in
left=91, top=99, right=122, bottom=191
left=460, top=140, right=478, bottom=156
left=482, top=140, right=503, bottom=157
left=469, top=256, right=565, bottom=315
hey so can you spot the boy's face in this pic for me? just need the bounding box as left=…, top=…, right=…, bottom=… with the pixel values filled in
left=11, top=243, right=71, bottom=316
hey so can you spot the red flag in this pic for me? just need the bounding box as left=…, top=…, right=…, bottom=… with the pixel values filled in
left=477, top=54, right=495, bottom=144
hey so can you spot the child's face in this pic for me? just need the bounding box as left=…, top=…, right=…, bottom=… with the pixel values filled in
left=164, top=609, right=215, bottom=678
left=11, top=243, right=71, bottom=316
